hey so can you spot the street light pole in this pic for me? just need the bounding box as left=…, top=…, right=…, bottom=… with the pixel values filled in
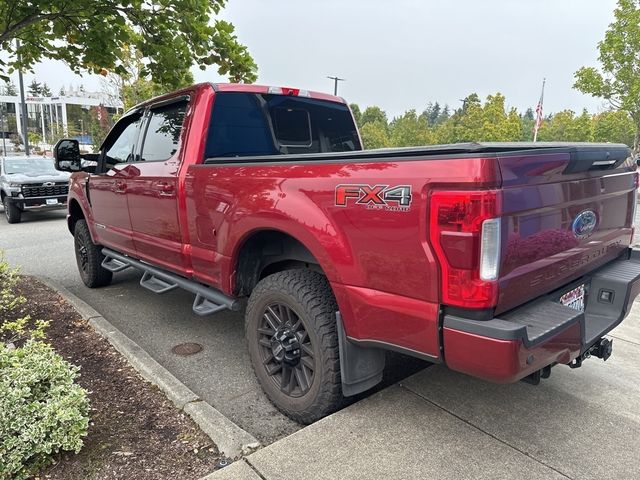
left=0, top=104, right=6, bottom=156
left=16, top=39, right=29, bottom=155
left=327, top=76, right=346, bottom=96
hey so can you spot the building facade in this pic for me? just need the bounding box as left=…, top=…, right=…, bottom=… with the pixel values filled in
left=0, top=90, right=123, bottom=151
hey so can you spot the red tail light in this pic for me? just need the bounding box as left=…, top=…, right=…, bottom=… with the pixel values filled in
left=429, top=190, right=502, bottom=309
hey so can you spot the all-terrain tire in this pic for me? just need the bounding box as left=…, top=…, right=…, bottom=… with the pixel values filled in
left=74, top=219, right=113, bottom=288
left=3, top=196, right=22, bottom=224
left=246, top=269, right=343, bottom=424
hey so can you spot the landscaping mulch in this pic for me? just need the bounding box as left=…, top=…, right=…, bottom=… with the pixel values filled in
left=12, top=277, right=221, bottom=480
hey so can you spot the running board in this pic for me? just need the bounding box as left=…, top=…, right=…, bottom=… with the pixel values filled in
left=101, top=248, right=241, bottom=315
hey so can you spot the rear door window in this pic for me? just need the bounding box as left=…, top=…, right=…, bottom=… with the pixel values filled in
left=139, top=101, right=188, bottom=162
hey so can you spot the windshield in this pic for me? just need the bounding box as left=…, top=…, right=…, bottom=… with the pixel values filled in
left=4, top=158, right=58, bottom=175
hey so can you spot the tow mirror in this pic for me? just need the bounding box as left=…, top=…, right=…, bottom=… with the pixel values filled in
left=54, top=139, right=82, bottom=172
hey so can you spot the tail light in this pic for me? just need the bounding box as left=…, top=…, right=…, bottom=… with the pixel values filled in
left=429, top=190, right=502, bottom=309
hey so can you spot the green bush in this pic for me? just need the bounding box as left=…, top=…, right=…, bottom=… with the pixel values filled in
left=0, top=341, right=90, bottom=480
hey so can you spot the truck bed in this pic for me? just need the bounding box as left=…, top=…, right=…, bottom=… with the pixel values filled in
left=205, top=142, right=632, bottom=166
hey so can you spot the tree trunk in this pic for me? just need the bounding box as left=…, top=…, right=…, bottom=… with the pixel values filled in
left=634, top=126, right=640, bottom=158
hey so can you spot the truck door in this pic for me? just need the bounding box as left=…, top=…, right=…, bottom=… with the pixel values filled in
left=89, top=111, right=144, bottom=254
left=125, top=98, right=189, bottom=275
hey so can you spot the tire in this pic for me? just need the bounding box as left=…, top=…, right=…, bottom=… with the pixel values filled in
left=3, top=196, right=22, bottom=224
left=74, top=219, right=113, bottom=288
left=246, top=269, right=343, bottom=424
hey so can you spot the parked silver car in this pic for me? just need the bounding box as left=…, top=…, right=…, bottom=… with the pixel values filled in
left=1, top=156, right=71, bottom=224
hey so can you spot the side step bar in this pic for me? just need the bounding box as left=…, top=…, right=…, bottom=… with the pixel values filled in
left=101, top=248, right=241, bottom=315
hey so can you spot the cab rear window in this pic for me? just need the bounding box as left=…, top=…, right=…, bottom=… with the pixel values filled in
left=204, top=92, right=360, bottom=159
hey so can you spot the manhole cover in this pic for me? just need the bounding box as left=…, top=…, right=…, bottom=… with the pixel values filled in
left=171, top=342, right=203, bottom=356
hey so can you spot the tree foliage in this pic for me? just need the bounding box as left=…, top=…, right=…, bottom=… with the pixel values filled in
left=354, top=93, right=635, bottom=150
left=0, top=0, right=257, bottom=89
left=574, top=0, right=640, bottom=152
left=27, top=79, right=41, bottom=96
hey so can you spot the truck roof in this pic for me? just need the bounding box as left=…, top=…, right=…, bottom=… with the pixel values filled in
left=128, top=82, right=346, bottom=114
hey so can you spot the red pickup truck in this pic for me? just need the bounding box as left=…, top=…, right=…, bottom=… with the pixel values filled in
left=54, top=83, right=640, bottom=423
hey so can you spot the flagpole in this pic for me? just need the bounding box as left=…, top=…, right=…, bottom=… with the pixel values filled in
left=533, top=78, right=546, bottom=143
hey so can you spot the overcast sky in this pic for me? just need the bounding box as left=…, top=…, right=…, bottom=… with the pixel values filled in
left=8, top=0, right=618, bottom=118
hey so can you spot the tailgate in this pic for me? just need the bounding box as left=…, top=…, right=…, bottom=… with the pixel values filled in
left=495, top=145, right=636, bottom=314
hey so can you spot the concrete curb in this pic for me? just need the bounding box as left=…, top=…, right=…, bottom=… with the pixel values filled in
left=38, top=276, right=261, bottom=460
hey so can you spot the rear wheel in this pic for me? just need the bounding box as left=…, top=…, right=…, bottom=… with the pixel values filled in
left=246, top=269, right=343, bottom=424
left=3, top=197, right=22, bottom=224
left=74, top=219, right=113, bottom=288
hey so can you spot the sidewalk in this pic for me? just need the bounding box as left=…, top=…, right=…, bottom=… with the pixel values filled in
left=207, top=303, right=640, bottom=480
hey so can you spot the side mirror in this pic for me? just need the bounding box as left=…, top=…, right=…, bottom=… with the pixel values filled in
left=54, top=139, right=81, bottom=172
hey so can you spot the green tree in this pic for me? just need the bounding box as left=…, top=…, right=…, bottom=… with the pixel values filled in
left=27, top=79, right=41, bottom=96
left=0, top=0, right=257, bottom=88
left=521, top=107, right=535, bottom=141
left=423, top=102, right=441, bottom=126
left=106, top=47, right=192, bottom=110
left=4, top=81, right=17, bottom=95
left=360, top=122, right=390, bottom=149
left=349, top=104, right=362, bottom=127
left=41, top=83, right=51, bottom=97
left=593, top=109, right=636, bottom=146
left=360, top=106, right=388, bottom=129
left=389, top=110, right=431, bottom=147
left=537, top=110, right=595, bottom=142
left=574, top=0, right=640, bottom=152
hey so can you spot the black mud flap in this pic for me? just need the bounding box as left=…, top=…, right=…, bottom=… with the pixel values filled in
left=336, top=313, right=385, bottom=397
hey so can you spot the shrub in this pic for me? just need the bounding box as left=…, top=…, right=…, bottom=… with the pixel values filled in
left=0, top=341, right=90, bottom=480
left=0, top=253, right=48, bottom=346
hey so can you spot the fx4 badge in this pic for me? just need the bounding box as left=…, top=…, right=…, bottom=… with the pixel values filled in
left=335, top=184, right=412, bottom=212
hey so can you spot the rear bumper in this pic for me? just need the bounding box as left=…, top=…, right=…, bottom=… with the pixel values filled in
left=443, top=248, right=640, bottom=383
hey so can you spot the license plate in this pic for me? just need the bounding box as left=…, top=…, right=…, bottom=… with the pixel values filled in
left=559, top=284, right=585, bottom=312
left=46, top=198, right=59, bottom=205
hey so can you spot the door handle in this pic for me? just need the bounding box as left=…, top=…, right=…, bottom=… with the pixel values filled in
left=155, top=181, right=175, bottom=197
left=114, top=180, right=127, bottom=194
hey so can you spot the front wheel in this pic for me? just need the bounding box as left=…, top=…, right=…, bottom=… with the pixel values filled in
left=3, top=197, right=22, bottom=224
left=246, top=269, right=343, bottom=424
left=74, top=219, right=113, bottom=288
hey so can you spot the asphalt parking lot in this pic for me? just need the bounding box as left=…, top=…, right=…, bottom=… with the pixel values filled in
left=0, top=208, right=426, bottom=444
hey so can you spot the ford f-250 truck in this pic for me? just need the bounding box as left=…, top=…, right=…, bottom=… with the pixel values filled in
left=54, top=82, right=640, bottom=423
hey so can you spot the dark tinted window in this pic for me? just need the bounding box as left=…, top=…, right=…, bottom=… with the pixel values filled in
left=205, top=93, right=361, bottom=159
left=205, top=93, right=277, bottom=158
left=140, top=102, right=187, bottom=162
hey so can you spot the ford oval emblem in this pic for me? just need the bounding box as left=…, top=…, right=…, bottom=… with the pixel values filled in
left=572, top=210, right=597, bottom=239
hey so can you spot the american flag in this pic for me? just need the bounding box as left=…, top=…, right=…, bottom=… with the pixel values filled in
left=533, top=79, right=546, bottom=142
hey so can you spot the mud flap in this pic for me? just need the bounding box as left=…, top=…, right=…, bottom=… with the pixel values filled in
left=336, top=313, right=385, bottom=397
